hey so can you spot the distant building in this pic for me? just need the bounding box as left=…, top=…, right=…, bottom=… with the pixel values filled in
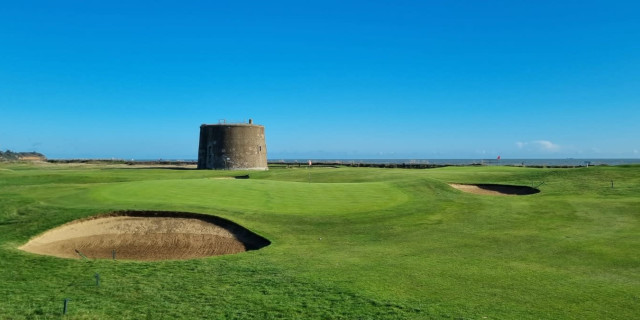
left=197, top=119, right=268, bottom=170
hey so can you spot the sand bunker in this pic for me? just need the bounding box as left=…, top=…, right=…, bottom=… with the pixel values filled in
left=19, top=211, right=270, bottom=261
left=449, top=183, right=539, bottom=196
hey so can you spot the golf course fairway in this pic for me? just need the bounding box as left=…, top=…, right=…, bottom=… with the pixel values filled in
left=0, top=162, right=638, bottom=319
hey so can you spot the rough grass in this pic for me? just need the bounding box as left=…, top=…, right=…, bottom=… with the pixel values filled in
left=0, top=162, right=638, bottom=319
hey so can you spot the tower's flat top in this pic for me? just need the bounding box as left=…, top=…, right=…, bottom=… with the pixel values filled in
left=200, top=123, right=263, bottom=127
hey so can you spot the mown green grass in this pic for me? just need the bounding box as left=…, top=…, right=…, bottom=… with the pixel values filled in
left=0, top=162, right=638, bottom=319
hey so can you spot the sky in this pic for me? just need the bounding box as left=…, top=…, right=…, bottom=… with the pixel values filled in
left=1, top=1, right=639, bottom=160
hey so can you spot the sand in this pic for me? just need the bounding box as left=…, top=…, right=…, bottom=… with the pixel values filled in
left=449, top=183, right=539, bottom=196
left=19, top=212, right=269, bottom=261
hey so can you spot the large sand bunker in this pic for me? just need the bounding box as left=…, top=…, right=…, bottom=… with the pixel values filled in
left=19, top=211, right=270, bottom=261
left=449, top=183, right=539, bottom=196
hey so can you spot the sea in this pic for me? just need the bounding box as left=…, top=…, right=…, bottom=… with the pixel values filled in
left=267, top=159, right=640, bottom=166
left=97, top=158, right=640, bottom=167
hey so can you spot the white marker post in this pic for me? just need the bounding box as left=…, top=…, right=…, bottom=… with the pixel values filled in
left=308, top=160, right=312, bottom=183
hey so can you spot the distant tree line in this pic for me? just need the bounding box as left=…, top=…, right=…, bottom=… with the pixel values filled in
left=0, top=150, right=46, bottom=161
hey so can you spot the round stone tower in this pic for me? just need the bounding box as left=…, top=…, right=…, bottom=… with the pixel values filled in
left=197, top=120, right=268, bottom=170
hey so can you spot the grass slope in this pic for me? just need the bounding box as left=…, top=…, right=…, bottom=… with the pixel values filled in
left=0, top=163, right=638, bottom=319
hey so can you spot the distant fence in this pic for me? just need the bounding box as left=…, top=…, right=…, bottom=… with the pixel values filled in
left=267, top=160, right=597, bottom=169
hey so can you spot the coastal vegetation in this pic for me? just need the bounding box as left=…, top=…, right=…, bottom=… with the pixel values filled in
left=0, top=150, right=45, bottom=161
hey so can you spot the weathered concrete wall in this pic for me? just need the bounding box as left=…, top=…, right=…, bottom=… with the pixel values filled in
left=197, top=123, right=268, bottom=170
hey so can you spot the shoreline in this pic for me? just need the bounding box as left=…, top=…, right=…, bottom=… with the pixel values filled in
left=34, top=158, right=640, bottom=169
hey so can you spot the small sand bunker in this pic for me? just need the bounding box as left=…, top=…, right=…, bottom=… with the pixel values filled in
left=449, top=183, right=539, bottom=196
left=19, top=211, right=270, bottom=261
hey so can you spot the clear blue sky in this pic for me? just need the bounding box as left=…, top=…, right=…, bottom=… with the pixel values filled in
left=1, top=1, right=638, bottom=159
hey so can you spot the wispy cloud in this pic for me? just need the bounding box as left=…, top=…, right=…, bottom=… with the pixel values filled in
left=516, top=140, right=561, bottom=152
left=533, top=140, right=560, bottom=151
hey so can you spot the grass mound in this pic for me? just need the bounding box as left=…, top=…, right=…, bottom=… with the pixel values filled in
left=19, top=211, right=270, bottom=261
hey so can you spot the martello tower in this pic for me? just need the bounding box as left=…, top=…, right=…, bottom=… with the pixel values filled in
left=197, top=119, right=268, bottom=170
